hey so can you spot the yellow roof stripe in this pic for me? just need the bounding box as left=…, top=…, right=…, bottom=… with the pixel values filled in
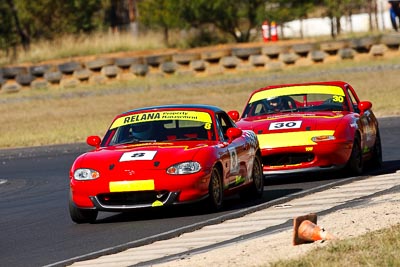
left=257, top=130, right=335, bottom=149
left=250, top=85, right=344, bottom=104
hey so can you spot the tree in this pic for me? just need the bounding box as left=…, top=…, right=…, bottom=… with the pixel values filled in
left=138, top=0, right=184, bottom=46
left=0, top=0, right=106, bottom=61
left=265, top=0, right=317, bottom=39
left=0, top=1, right=17, bottom=58
left=5, top=0, right=30, bottom=51
left=179, top=0, right=266, bottom=43
left=322, top=0, right=365, bottom=38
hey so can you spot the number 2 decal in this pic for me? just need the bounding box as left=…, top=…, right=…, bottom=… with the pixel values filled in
left=228, top=147, right=239, bottom=174
left=269, top=121, right=302, bottom=130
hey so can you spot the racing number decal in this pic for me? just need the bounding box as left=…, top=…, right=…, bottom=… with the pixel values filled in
left=269, top=121, right=302, bottom=130
left=228, top=147, right=239, bottom=174
left=120, top=151, right=157, bottom=162
left=332, top=95, right=344, bottom=103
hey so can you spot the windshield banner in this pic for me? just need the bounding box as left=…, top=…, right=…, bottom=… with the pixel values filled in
left=110, top=111, right=212, bottom=129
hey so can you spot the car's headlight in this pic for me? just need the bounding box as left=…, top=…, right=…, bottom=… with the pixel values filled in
left=74, top=168, right=100, bottom=180
left=167, top=161, right=201, bottom=175
left=311, top=135, right=336, bottom=142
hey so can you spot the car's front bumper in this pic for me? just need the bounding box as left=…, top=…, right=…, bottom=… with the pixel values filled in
left=70, top=169, right=212, bottom=209
left=260, top=140, right=352, bottom=175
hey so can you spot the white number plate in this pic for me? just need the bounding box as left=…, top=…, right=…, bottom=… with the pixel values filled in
left=120, top=151, right=157, bottom=162
left=269, top=121, right=302, bottom=130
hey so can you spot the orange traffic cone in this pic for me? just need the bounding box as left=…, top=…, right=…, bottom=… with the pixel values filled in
left=293, top=213, right=335, bottom=246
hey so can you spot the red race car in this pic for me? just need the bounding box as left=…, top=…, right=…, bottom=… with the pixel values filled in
left=228, top=81, right=382, bottom=176
left=69, top=105, right=263, bottom=223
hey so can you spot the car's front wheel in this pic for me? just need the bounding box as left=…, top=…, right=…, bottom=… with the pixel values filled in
left=69, top=192, right=98, bottom=224
left=370, top=129, right=382, bottom=168
left=206, top=167, right=224, bottom=211
left=240, top=154, right=264, bottom=199
left=346, top=136, right=363, bottom=175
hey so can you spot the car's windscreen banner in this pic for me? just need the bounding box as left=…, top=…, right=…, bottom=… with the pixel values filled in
left=110, top=111, right=212, bottom=129
left=249, top=85, right=345, bottom=104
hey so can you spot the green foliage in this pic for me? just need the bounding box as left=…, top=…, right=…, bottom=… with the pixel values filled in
left=0, top=2, right=16, bottom=51
left=19, top=0, right=104, bottom=38
left=266, top=0, right=316, bottom=23
left=0, top=0, right=106, bottom=57
left=178, top=0, right=266, bottom=42
left=138, top=0, right=186, bottom=45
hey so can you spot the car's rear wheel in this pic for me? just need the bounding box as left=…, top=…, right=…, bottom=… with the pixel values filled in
left=240, top=154, right=264, bottom=199
left=370, top=129, right=383, bottom=168
left=206, top=167, right=223, bottom=211
left=69, top=192, right=98, bottom=224
left=346, top=136, right=363, bottom=175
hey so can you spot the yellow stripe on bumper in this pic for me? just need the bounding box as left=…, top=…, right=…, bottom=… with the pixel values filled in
left=257, top=130, right=334, bottom=149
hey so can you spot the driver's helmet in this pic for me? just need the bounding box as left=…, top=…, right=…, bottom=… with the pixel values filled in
left=130, top=122, right=153, bottom=140
left=267, top=96, right=283, bottom=109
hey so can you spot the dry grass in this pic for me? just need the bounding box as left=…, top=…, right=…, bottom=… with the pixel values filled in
left=1, top=56, right=400, bottom=149
left=270, top=224, right=400, bottom=267
left=0, top=31, right=167, bottom=65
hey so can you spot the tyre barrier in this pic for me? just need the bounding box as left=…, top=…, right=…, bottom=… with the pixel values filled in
left=1, top=34, right=400, bottom=93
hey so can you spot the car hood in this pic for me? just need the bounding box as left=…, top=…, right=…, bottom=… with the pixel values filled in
left=74, top=141, right=212, bottom=171
left=237, top=112, right=345, bottom=148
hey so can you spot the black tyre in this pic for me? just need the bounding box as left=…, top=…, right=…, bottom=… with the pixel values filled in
left=231, top=47, right=261, bottom=59
left=44, top=71, right=63, bottom=83
left=16, top=73, right=34, bottom=86
left=370, top=130, right=383, bottom=168
left=207, top=167, right=224, bottom=211
left=58, top=61, right=81, bottom=74
left=30, top=64, right=51, bottom=77
left=292, top=43, right=314, bottom=57
left=240, top=154, right=264, bottom=199
left=172, top=52, right=201, bottom=64
left=69, top=192, right=98, bottom=224
left=346, top=136, right=363, bottom=175
left=160, top=61, right=178, bottom=74
left=201, top=49, right=230, bottom=63
left=130, top=64, right=149, bottom=76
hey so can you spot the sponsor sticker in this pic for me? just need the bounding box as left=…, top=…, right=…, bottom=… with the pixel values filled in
left=110, top=111, right=212, bottom=129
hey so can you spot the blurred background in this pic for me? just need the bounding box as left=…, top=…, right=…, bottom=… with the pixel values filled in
left=1, top=0, right=397, bottom=65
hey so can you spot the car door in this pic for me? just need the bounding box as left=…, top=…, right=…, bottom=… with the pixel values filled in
left=346, top=85, right=376, bottom=152
left=216, top=112, right=248, bottom=188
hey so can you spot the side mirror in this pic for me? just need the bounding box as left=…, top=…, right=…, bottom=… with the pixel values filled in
left=226, top=127, right=242, bottom=143
left=86, top=135, right=101, bottom=148
left=227, top=110, right=240, bottom=122
left=358, top=101, right=372, bottom=114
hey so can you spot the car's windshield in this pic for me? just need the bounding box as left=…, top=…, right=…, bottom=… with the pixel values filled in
left=106, top=110, right=215, bottom=145
left=242, top=85, right=348, bottom=117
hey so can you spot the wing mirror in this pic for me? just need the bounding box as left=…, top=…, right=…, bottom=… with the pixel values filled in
left=228, top=110, right=240, bottom=122
left=86, top=135, right=101, bottom=148
left=226, top=127, right=242, bottom=143
left=358, top=101, right=372, bottom=114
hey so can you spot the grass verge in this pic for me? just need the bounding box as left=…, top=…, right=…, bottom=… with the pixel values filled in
left=271, top=224, right=400, bottom=267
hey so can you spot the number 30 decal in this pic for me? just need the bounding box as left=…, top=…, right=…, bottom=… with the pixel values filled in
left=269, top=121, right=302, bottom=130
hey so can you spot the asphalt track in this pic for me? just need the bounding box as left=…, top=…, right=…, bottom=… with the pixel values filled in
left=0, top=117, right=399, bottom=267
